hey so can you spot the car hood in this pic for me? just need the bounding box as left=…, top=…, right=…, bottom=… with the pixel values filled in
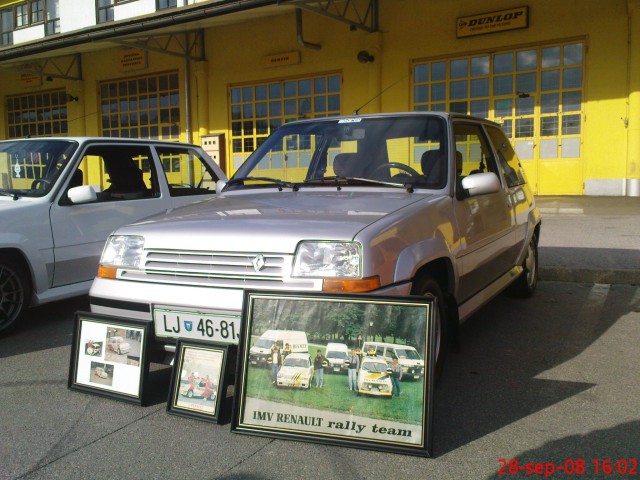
left=119, top=190, right=430, bottom=252
left=278, top=366, right=311, bottom=378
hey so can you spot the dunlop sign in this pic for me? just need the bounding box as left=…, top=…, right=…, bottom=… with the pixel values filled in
left=457, top=6, right=528, bottom=38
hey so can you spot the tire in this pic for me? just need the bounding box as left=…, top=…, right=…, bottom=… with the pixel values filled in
left=411, top=274, right=448, bottom=381
left=186, top=390, right=193, bottom=398
left=507, top=234, right=538, bottom=298
left=0, top=255, right=31, bottom=333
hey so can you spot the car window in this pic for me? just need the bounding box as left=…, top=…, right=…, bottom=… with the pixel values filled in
left=155, top=146, right=221, bottom=197
left=453, top=122, right=501, bottom=183
left=0, top=139, right=78, bottom=197
left=485, top=125, right=526, bottom=188
left=72, top=144, right=157, bottom=201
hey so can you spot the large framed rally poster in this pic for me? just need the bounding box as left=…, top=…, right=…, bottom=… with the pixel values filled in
left=231, top=291, right=435, bottom=457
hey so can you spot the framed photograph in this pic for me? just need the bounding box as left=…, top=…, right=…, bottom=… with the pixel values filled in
left=231, top=291, right=435, bottom=457
left=68, top=312, right=150, bottom=405
left=167, top=340, right=229, bottom=422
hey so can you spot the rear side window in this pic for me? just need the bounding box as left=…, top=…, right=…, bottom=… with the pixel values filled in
left=486, top=125, right=526, bottom=187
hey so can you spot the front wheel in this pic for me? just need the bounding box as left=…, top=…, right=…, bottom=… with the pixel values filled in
left=0, top=255, right=31, bottom=333
left=507, top=234, right=538, bottom=298
left=411, top=275, right=448, bottom=381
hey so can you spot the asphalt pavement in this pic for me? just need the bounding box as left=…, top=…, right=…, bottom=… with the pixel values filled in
left=1, top=195, right=639, bottom=480
left=536, top=195, right=640, bottom=285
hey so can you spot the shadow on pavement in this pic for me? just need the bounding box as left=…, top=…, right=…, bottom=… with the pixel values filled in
left=432, top=281, right=639, bottom=456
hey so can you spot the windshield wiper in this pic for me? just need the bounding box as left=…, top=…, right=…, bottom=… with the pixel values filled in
left=225, top=176, right=299, bottom=191
left=0, top=190, right=19, bottom=200
left=304, top=176, right=413, bottom=192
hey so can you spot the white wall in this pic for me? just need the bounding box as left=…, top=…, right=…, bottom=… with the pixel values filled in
left=59, top=0, right=96, bottom=32
left=114, top=0, right=156, bottom=21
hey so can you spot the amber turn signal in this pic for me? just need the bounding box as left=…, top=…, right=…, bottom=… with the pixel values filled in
left=322, top=276, right=381, bottom=293
left=97, top=265, right=118, bottom=279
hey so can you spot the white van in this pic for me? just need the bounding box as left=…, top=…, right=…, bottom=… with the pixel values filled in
left=361, top=341, right=424, bottom=380
left=249, top=330, right=308, bottom=367
left=324, top=342, right=349, bottom=374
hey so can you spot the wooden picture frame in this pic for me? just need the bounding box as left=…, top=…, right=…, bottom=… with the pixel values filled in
left=68, top=312, right=150, bottom=405
left=231, top=291, right=435, bottom=457
left=167, top=340, right=229, bottom=423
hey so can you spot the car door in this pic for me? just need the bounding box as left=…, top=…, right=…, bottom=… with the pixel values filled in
left=152, top=145, right=225, bottom=209
left=485, top=124, right=531, bottom=256
left=452, top=122, right=517, bottom=303
left=49, top=143, right=169, bottom=287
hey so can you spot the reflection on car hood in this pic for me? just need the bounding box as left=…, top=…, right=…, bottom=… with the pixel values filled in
left=119, top=191, right=431, bottom=252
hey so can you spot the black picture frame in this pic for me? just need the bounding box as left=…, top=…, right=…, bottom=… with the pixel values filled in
left=231, top=291, right=435, bottom=457
left=68, top=311, right=151, bottom=405
left=167, top=340, right=229, bottom=423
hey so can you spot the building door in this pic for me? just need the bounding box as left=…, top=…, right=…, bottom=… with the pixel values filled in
left=413, top=41, right=585, bottom=195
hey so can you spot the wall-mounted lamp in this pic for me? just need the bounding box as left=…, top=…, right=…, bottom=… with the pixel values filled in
left=357, top=50, right=375, bottom=63
left=517, top=91, right=530, bottom=98
left=45, top=76, right=53, bottom=82
left=66, top=93, right=79, bottom=102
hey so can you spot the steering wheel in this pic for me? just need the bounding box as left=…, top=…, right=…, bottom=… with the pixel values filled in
left=371, top=162, right=422, bottom=179
left=30, top=178, right=51, bottom=190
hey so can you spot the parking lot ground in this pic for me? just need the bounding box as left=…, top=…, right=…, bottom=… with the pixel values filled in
left=1, top=280, right=639, bottom=480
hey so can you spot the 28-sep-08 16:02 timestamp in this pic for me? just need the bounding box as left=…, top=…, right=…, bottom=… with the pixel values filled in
left=498, top=458, right=638, bottom=477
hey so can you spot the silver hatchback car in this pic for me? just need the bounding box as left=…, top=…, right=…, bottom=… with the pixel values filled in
left=89, top=113, right=541, bottom=375
left=0, top=137, right=226, bottom=332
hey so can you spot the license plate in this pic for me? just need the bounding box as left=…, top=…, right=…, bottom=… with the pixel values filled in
left=153, top=306, right=240, bottom=343
left=333, top=366, right=340, bottom=372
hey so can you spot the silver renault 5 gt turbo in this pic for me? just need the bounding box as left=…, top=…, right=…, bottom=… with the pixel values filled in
left=89, top=112, right=541, bottom=375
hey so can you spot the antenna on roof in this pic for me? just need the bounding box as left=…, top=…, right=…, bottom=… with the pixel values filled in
left=353, top=73, right=409, bottom=115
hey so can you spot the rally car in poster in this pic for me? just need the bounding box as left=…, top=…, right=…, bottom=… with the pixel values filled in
left=107, top=336, right=131, bottom=355
left=276, top=353, right=313, bottom=389
left=357, top=356, right=393, bottom=397
left=180, top=378, right=217, bottom=401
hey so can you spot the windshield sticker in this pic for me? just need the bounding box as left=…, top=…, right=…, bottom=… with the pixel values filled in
left=338, top=118, right=362, bottom=123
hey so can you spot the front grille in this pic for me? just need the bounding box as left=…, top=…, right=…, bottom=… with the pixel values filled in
left=118, top=248, right=316, bottom=290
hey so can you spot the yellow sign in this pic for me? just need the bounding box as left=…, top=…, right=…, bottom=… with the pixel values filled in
left=457, top=6, right=528, bottom=38
left=263, top=51, right=301, bottom=68
left=20, top=73, right=42, bottom=87
left=119, top=48, right=147, bottom=72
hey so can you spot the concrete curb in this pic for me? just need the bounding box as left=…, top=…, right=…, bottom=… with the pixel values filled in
left=540, top=266, right=640, bottom=285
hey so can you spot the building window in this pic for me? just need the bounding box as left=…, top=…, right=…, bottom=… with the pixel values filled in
left=229, top=73, right=342, bottom=171
left=157, top=0, right=177, bottom=9
left=1, top=7, right=14, bottom=45
left=45, top=0, right=59, bottom=35
left=13, top=0, right=47, bottom=28
left=99, top=71, right=181, bottom=140
left=413, top=41, right=584, bottom=161
left=97, top=0, right=114, bottom=23
left=6, top=90, right=68, bottom=138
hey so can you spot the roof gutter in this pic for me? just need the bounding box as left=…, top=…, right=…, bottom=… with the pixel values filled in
left=0, top=0, right=278, bottom=62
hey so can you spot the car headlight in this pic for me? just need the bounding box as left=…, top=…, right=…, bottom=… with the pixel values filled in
left=98, top=235, right=144, bottom=279
left=292, top=241, right=361, bottom=278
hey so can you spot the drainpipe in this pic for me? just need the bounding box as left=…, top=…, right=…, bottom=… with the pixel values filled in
left=626, top=0, right=640, bottom=196
left=296, top=9, right=320, bottom=50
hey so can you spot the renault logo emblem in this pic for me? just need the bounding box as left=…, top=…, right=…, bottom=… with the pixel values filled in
left=252, top=254, right=266, bottom=272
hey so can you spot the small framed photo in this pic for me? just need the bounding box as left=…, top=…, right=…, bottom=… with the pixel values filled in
left=167, top=340, right=229, bottom=423
left=68, top=312, right=150, bottom=405
left=231, top=291, right=435, bottom=457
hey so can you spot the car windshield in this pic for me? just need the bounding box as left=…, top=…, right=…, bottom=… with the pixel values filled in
left=225, top=115, right=448, bottom=192
left=0, top=139, right=78, bottom=198
left=255, top=338, right=274, bottom=349
left=395, top=348, right=422, bottom=360
left=327, top=351, right=347, bottom=359
left=363, top=360, right=388, bottom=373
left=284, top=357, right=309, bottom=368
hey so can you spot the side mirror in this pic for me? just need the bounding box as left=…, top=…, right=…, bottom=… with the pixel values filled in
left=216, top=179, right=227, bottom=194
left=459, top=172, right=501, bottom=198
left=67, top=185, right=97, bottom=204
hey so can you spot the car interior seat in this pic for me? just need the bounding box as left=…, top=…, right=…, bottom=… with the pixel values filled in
left=421, top=149, right=447, bottom=188
left=333, top=153, right=362, bottom=177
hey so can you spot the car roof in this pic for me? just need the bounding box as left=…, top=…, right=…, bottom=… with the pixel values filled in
left=285, top=352, right=309, bottom=360
left=0, top=137, right=202, bottom=148
left=283, top=111, right=501, bottom=128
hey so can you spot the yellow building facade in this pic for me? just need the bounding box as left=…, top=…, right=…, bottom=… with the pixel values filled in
left=1, top=0, right=639, bottom=196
